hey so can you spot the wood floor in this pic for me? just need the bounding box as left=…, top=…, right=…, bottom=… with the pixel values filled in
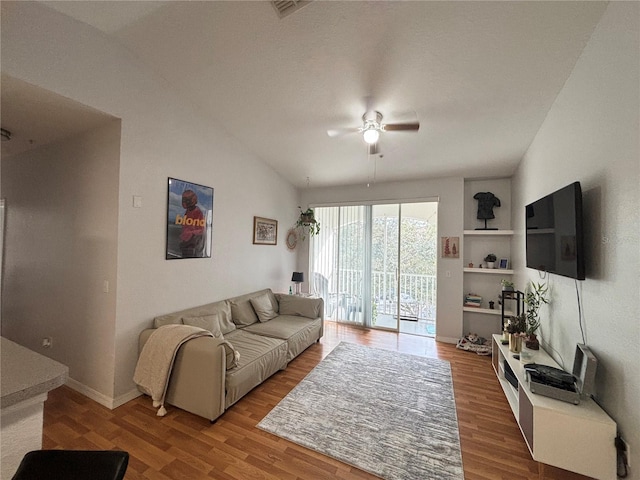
left=43, top=322, right=593, bottom=480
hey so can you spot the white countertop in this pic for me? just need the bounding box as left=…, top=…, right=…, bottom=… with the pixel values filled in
left=1, top=337, right=68, bottom=409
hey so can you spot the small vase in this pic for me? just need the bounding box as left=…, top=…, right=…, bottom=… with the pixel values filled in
left=487, top=262, right=495, bottom=269
left=525, top=334, right=540, bottom=350
left=509, top=334, right=522, bottom=353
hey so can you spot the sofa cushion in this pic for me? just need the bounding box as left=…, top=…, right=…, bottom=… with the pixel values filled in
left=243, top=315, right=322, bottom=362
left=218, top=335, right=240, bottom=370
left=182, top=313, right=224, bottom=336
left=278, top=295, right=321, bottom=319
left=154, top=300, right=235, bottom=334
left=250, top=293, right=278, bottom=323
left=223, top=330, right=288, bottom=407
left=230, top=299, right=260, bottom=326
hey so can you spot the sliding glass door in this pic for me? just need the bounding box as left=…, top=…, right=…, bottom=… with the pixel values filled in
left=310, top=206, right=366, bottom=326
left=311, top=201, right=437, bottom=336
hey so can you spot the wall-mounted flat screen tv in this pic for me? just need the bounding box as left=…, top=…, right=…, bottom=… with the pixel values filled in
left=526, top=182, right=585, bottom=280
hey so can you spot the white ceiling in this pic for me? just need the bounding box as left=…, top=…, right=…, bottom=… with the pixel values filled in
left=5, top=1, right=608, bottom=188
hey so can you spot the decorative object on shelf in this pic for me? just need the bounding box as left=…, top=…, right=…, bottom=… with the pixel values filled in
left=473, top=191, right=501, bottom=230
left=441, top=236, right=460, bottom=258
left=285, top=228, right=298, bottom=251
left=501, top=279, right=515, bottom=291
left=484, top=253, right=497, bottom=269
left=166, top=177, right=214, bottom=260
left=498, top=258, right=509, bottom=269
left=464, top=293, right=482, bottom=308
left=291, top=271, right=304, bottom=295
left=295, top=207, right=320, bottom=240
left=506, top=314, right=526, bottom=353
left=468, top=262, right=474, bottom=268
left=524, top=281, right=549, bottom=350
left=489, top=300, right=495, bottom=309
left=253, top=216, right=278, bottom=245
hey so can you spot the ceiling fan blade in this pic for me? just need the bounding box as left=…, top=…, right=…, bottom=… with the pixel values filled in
left=327, top=127, right=360, bottom=137
left=383, top=122, right=420, bottom=132
left=368, top=142, right=379, bottom=155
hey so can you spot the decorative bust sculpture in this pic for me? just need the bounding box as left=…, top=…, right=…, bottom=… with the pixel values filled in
left=474, top=192, right=501, bottom=230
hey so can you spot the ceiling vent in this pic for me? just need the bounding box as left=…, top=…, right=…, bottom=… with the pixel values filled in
left=272, top=0, right=312, bottom=19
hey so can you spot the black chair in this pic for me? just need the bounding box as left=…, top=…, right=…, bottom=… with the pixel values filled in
left=12, top=450, right=129, bottom=480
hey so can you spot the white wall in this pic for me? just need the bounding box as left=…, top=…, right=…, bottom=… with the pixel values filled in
left=2, top=122, right=120, bottom=397
left=512, top=2, right=639, bottom=475
left=1, top=2, right=299, bottom=404
left=300, top=177, right=464, bottom=343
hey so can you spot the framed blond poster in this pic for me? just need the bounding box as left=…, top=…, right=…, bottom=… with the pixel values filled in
left=166, top=177, right=214, bottom=259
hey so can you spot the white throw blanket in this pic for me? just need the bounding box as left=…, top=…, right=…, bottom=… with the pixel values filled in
left=134, top=324, right=213, bottom=416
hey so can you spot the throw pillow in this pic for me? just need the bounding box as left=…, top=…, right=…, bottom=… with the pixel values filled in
left=250, top=292, right=278, bottom=323
left=278, top=295, right=320, bottom=318
left=230, top=299, right=260, bottom=326
left=182, top=313, right=223, bottom=337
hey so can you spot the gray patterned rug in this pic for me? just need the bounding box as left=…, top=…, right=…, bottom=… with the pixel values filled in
left=258, top=342, right=463, bottom=479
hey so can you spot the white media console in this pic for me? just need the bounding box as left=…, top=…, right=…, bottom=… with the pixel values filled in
left=491, top=335, right=616, bottom=479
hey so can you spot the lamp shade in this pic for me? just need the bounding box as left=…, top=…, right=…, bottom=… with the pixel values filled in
left=291, top=272, right=304, bottom=283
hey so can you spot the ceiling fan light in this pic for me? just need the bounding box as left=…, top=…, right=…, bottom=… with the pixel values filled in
left=363, top=128, right=379, bottom=145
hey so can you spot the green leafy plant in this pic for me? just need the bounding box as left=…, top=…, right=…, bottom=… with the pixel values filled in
left=484, top=253, right=497, bottom=263
left=501, top=279, right=514, bottom=290
left=295, top=207, right=320, bottom=239
left=524, top=281, right=549, bottom=335
left=506, top=313, right=526, bottom=334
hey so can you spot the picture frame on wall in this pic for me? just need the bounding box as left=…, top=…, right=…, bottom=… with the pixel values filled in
left=253, top=216, right=278, bottom=245
left=499, top=258, right=510, bottom=269
left=441, top=236, right=460, bottom=258
left=166, top=177, right=214, bottom=259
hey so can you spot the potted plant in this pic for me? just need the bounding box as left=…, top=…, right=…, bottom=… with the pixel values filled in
left=501, top=279, right=515, bottom=291
left=524, top=281, right=549, bottom=350
left=484, top=253, right=497, bottom=269
left=295, top=207, right=321, bottom=240
left=505, top=313, right=526, bottom=353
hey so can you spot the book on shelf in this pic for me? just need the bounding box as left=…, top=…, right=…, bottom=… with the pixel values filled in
left=464, top=293, right=482, bottom=308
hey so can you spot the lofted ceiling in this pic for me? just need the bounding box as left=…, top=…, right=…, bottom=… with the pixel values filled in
left=7, top=1, right=608, bottom=188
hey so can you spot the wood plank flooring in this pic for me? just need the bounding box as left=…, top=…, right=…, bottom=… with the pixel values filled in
left=43, top=322, right=593, bottom=479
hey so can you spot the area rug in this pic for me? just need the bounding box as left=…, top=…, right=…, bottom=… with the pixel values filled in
left=257, top=342, right=463, bottom=480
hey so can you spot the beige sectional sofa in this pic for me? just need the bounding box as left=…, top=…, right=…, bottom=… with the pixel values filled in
left=138, top=289, right=323, bottom=422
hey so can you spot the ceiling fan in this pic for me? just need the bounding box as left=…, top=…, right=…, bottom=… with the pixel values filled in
left=327, top=110, right=419, bottom=155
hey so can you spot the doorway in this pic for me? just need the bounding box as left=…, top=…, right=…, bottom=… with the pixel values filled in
left=310, top=201, right=437, bottom=337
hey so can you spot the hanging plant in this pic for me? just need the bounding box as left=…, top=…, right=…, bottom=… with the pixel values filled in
left=295, top=207, right=320, bottom=239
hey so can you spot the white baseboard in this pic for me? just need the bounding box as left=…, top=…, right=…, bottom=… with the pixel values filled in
left=64, top=378, right=141, bottom=410
left=113, top=388, right=142, bottom=409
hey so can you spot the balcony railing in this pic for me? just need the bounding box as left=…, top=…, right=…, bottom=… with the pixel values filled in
left=320, top=269, right=436, bottom=323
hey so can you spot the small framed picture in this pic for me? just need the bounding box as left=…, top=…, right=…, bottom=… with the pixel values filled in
left=441, top=236, right=460, bottom=258
left=498, top=258, right=509, bottom=269
left=253, top=216, right=278, bottom=245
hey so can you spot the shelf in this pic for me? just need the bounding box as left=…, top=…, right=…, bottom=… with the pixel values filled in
left=463, top=229, right=514, bottom=236
left=464, top=268, right=513, bottom=274
left=463, top=307, right=513, bottom=316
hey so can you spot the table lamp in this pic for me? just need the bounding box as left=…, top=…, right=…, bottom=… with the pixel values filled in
left=291, top=272, right=304, bottom=295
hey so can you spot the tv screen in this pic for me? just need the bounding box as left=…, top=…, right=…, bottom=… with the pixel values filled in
left=526, top=182, right=585, bottom=280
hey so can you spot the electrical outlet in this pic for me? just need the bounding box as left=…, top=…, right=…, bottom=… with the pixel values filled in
left=42, top=337, right=52, bottom=348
